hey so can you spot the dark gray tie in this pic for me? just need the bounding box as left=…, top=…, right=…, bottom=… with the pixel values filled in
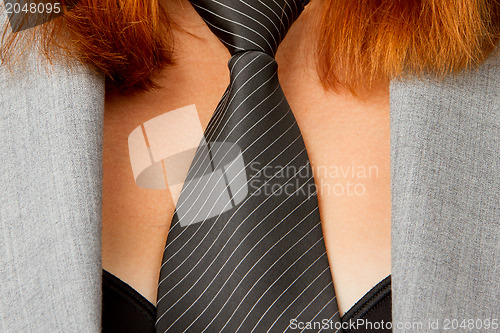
left=156, top=0, right=341, bottom=331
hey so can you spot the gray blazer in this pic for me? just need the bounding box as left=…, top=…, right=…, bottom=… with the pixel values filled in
left=1, top=26, right=499, bottom=333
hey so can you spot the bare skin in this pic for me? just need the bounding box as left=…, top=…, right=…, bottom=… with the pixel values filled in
left=103, top=0, right=391, bottom=317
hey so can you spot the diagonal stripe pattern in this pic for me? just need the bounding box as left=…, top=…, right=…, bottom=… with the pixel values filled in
left=156, top=0, right=342, bottom=332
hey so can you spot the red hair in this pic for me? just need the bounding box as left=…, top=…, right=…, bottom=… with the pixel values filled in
left=2, top=0, right=174, bottom=92
left=317, top=0, right=500, bottom=94
left=2, top=0, right=499, bottom=95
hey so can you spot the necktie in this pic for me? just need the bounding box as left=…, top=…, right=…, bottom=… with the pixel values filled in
left=156, top=0, right=341, bottom=331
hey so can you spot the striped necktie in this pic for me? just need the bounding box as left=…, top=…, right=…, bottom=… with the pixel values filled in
left=156, top=0, right=341, bottom=331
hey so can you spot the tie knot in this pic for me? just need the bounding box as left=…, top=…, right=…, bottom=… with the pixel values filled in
left=190, top=0, right=308, bottom=56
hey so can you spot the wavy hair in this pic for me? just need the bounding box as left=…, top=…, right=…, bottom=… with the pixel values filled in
left=2, top=0, right=499, bottom=95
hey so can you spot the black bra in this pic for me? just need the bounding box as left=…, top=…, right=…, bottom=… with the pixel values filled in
left=102, top=269, right=391, bottom=332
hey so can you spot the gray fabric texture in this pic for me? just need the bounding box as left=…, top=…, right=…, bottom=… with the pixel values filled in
left=0, top=13, right=105, bottom=332
left=391, top=48, right=500, bottom=332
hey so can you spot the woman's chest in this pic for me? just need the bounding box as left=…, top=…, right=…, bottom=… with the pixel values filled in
left=103, top=13, right=391, bottom=313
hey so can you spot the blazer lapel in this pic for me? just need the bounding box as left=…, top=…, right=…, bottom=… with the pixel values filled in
left=390, top=48, right=500, bottom=330
left=0, top=51, right=105, bottom=331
